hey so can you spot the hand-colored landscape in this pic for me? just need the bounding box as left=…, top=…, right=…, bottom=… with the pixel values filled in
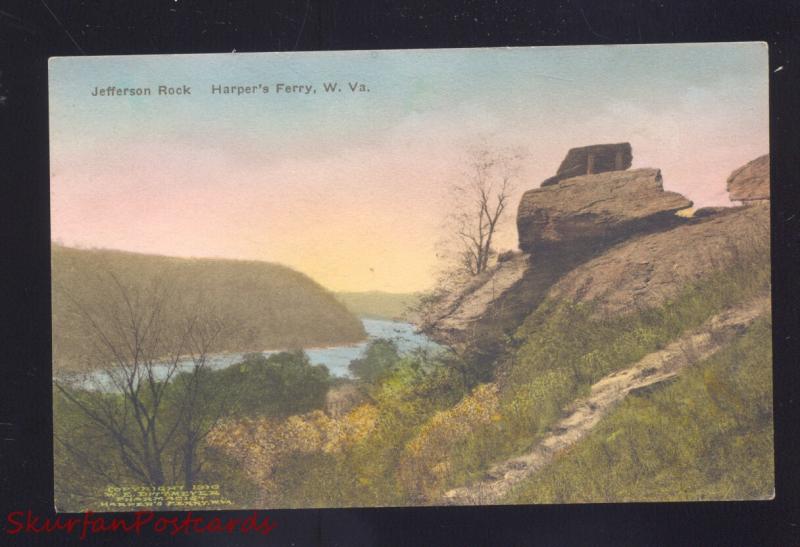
left=50, top=45, right=771, bottom=511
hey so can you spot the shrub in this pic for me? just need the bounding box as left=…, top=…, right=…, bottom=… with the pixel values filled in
left=398, top=383, right=500, bottom=500
left=348, top=339, right=401, bottom=385
left=216, top=351, right=331, bottom=417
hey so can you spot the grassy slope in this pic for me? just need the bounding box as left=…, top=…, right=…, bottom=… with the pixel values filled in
left=225, top=241, right=772, bottom=507
left=52, top=245, right=366, bottom=370
left=335, top=291, right=420, bottom=320
left=505, top=317, right=773, bottom=503
left=419, top=240, right=772, bottom=499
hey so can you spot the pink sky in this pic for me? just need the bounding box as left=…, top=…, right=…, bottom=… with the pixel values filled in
left=50, top=46, right=768, bottom=292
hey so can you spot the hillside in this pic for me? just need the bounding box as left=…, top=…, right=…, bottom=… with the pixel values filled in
left=444, top=296, right=771, bottom=503
left=107, top=145, right=773, bottom=509
left=335, top=291, right=420, bottom=320
left=51, top=245, right=366, bottom=371
left=504, top=315, right=773, bottom=503
left=418, top=145, right=772, bottom=504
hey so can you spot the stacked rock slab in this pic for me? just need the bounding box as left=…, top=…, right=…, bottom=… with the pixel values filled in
left=517, top=168, right=692, bottom=254
left=540, top=142, right=632, bottom=187
left=423, top=144, right=693, bottom=348
left=540, top=152, right=771, bottom=319
left=423, top=149, right=769, bottom=370
left=727, top=153, right=770, bottom=202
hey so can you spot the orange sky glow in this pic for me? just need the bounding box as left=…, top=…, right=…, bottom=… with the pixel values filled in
left=50, top=45, right=768, bottom=292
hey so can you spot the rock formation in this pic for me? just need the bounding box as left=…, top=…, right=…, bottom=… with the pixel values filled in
left=419, top=253, right=532, bottom=346
left=422, top=147, right=769, bottom=348
left=540, top=142, right=632, bottom=187
left=727, top=153, right=770, bottom=202
left=517, top=168, right=692, bottom=254
left=545, top=203, right=769, bottom=318
left=420, top=150, right=772, bottom=505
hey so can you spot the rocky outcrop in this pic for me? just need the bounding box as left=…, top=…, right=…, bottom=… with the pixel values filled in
left=541, top=142, right=632, bottom=187
left=421, top=246, right=615, bottom=351
left=727, top=154, right=769, bottom=202
left=425, top=150, right=772, bottom=505
left=423, top=166, right=691, bottom=348
left=422, top=147, right=769, bottom=350
left=545, top=202, right=770, bottom=318
left=419, top=253, right=532, bottom=346
left=517, top=168, right=692, bottom=254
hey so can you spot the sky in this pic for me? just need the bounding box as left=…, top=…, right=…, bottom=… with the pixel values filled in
left=49, top=43, right=768, bottom=292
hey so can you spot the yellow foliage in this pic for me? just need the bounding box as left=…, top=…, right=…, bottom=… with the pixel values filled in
left=324, top=404, right=380, bottom=453
left=398, top=383, right=499, bottom=500
left=207, top=404, right=379, bottom=501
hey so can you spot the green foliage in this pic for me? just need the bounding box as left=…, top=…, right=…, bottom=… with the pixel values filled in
left=442, top=349, right=498, bottom=393
left=268, top=352, right=465, bottom=508
left=55, top=237, right=773, bottom=509
left=506, top=318, right=774, bottom=503
left=511, top=244, right=771, bottom=388
left=410, top=245, right=771, bottom=499
left=52, top=244, right=365, bottom=371
left=54, top=375, right=233, bottom=510
left=341, top=354, right=465, bottom=503
left=419, top=367, right=580, bottom=498
left=228, top=246, right=772, bottom=507
left=348, top=339, right=401, bottom=385
left=215, top=351, right=332, bottom=417
left=54, top=350, right=328, bottom=511
left=53, top=387, right=128, bottom=511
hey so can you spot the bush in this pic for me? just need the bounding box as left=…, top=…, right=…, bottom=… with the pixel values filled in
left=396, top=247, right=771, bottom=501
left=204, top=242, right=771, bottom=507
left=348, top=339, right=401, bottom=385
left=216, top=351, right=331, bottom=417
left=398, top=383, right=500, bottom=500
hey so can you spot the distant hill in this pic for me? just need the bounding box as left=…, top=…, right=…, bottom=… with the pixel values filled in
left=335, top=291, right=420, bottom=321
left=52, top=245, right=366, bottom=371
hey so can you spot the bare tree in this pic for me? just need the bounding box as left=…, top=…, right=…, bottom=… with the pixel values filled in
left=411, top=144, right=525, bottom=330
left=53, top=268, right=236, bottom=503
left=443, top=144, right=524, bottom=278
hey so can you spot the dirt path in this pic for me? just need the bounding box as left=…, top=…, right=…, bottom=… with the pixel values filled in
left=442, top=296, right=770, bottom=505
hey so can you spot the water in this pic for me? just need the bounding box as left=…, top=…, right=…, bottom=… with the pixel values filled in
left=59, top=318, right=440, bottom=391
left=306, top=318, right=439, bottom=377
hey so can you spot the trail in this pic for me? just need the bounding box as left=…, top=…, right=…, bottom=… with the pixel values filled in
left=443, top=296, right=770, bottom=505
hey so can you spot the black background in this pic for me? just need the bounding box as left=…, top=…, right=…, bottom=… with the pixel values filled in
left=1, top=1, right=799, bottom=545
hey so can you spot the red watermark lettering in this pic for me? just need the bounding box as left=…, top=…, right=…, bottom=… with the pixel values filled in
left=5, top=510, right=276, bottom=539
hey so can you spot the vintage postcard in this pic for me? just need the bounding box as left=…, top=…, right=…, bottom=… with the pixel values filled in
left=49, top=44, right=772, bottom=512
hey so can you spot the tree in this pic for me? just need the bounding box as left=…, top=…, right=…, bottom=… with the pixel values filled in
left=409, top=144, right=526, bottom=391
left=218, top=350, right=331, bottom=417
left=348, top=339, right=400, bottom=385
left=443, top=144, right=524, bottom=278
left=53, top=268, right=237, bottom=507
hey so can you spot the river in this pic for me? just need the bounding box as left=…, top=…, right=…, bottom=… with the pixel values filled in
left=61, top=318, right=440, bottom=391
left=305, top=318, right=439, bottom=376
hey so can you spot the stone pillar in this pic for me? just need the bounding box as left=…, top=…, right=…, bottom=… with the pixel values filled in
left=615, top=150, right=624, bottom=170
left=586, top=153, right=595, bottom=174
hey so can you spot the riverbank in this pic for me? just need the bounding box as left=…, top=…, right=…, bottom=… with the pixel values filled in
left=55, top=318, right=439, bottom=391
